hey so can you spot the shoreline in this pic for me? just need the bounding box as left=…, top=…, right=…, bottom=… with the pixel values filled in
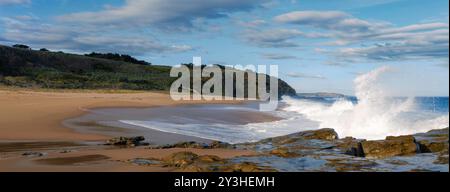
left=0, top=89, right=271, bottom=172
left=0, top=89, right=448, bottom=172
left=0, top=89, right=249, bottom=142
left=63, top=103, right=282, bottom=145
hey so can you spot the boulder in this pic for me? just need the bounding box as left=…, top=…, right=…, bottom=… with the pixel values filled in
left=418, top=140, right=449, bottom=153
left=181, top=155, right=226, bottom=172
left=22, top=152, right=47, bottom=157
left=415, top=128, right=449, bottom=153
left=163, top=152, right=199, bottom=168
left=264, top=128, right=339, bottom=146
left=297, top=128, right=339, bottom=141
left=360, top=136, right=418, bottom=158
left=337, top=137, right=365, bottom=157
left=106, top=136, right=146, bottom=147
left=209, top=141, right=235, bottom=149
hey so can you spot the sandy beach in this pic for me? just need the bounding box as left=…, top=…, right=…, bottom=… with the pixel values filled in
left=0, top=88, right=269, bottom=172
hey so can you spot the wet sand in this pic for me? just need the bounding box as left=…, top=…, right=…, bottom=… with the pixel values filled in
left=0, top=147, right=257, bottom=172
left=63, top=104, right=281, bottom=145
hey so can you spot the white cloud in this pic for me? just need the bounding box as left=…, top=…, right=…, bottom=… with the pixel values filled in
left=273, top=10, right=449, bottom=62
left=237, top=19, right=266, bottom=28
left=274, top=11, right=378, bottom=33
left=243, top=28, right=329, bottom=48
left=286, top=72, right=326, bottom=79
left=58, top=0, right=264, bottom=30
left=262, top=53, right=297, bottom=60
left=0, top=17, right=192, bottom=55
left=0, top=0, right=30, bottom=5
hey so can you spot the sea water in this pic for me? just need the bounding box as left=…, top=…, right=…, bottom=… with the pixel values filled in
left=121, top=66, right=449, bottom=144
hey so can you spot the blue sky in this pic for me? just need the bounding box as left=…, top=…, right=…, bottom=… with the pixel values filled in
left=0, top=0, right=448, bottom=96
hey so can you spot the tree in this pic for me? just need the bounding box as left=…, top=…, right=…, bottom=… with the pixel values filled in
left=40, top=48, right=49, bottom=52
left=85, top=52, right=152, bottom=65
left=12, top=44, right=30, bottom=49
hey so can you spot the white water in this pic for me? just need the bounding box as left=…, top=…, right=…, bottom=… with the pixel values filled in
left=120, top=66, right=449, bottom=143
left=282, top=66, right=449, bottom=140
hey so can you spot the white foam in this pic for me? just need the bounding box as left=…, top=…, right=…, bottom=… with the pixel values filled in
left=282, top=66, right=449, bottom=140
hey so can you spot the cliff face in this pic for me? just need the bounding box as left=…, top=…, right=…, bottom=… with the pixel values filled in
left=0, top=45, right=297, bottom=97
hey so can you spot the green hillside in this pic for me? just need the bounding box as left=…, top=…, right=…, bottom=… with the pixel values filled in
left=0, top=45, right=296, bottom=96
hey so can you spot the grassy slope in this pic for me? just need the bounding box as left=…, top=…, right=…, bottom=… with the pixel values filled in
left=0, top=45, right=296, bottom=96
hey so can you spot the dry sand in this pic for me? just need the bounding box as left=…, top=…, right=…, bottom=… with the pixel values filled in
left=0, top=89, right=268, bottom=172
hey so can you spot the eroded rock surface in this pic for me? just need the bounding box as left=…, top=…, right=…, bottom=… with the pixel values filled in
left=360, top=136, right=418, bottom=158
left=234, top=128, right=449, bottom=172
left=105, top=136, right=147, bottom=147
left=160, top=151, right=274, bottom=172
left=151, top=141, right=234, bottom=150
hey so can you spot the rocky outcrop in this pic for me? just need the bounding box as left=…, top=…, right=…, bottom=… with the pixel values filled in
left=415, top=128, right=449, bottom=153
left=299, top=129, right=339, bottom=141
left=255, top=128, right=339, bottom=148
left=359, top=136, right=419, bottom=158
left=152, top=141, right=234, bottom=149
left=340, top=128, right=449, bottom=159
left=160, top=151, right=274, bottom=172
left=418, top=141, right=448, bottom=153
left=105, top=136, right=147, bottom=147
left=336, top=137, right=366, bottom=157
left=163, top=152, right=199, bottom=168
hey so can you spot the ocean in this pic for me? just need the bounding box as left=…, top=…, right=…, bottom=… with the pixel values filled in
left=118, top=96, right=449, bottom=144
left=119, top=66, right=449, bottom=144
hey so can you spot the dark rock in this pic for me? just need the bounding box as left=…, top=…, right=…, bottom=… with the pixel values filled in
left=106, top=136, right=146, bottom=147
left=360, top=136, right=418, bottom=158
left=22, top=152, right=47, bottom=157
left=209, top=141, right=235, bottom=149
left=155, top=141, right=209, bottom=149
left=152, top=141, right=234, bottom=149
left=336, top=137, right=366, bottom=157
left=129, top=158, right=161, bottom=166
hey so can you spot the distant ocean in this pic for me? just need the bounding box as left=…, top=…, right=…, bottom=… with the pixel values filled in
left=118, top=95, right=449, bottom=144
left=119, top=66, right=449, bottom=144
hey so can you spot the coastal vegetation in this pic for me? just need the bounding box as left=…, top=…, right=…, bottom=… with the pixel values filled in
left=0, top=44, right=296, bottom=96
